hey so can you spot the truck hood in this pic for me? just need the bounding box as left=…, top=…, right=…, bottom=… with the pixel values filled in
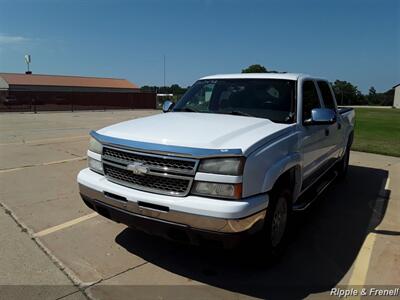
left=97, top=112, right=294, bottom=154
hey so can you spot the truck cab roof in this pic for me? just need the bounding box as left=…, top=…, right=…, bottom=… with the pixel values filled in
left=200, top=73, right=326, bottom=82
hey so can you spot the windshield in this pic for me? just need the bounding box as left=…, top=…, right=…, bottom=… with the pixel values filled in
left=173, top=79, right=296, bottom=123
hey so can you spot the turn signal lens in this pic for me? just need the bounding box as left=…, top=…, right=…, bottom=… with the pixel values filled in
left=88, top=157, right=103, bottom=174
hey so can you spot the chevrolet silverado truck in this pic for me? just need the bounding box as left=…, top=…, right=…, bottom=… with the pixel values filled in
left=77, top=73, right=355, bottom=254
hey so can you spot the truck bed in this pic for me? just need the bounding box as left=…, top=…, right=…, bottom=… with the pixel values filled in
left=338, top=107, right=354, bottom=114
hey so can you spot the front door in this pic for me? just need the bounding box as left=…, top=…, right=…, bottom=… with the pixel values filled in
left=299, top=80, right=331, bottom=187
left=316, top=80, right=343, bottom=160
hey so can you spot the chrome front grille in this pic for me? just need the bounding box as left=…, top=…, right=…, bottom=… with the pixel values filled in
left=103, top=147, right=196, bottom=175
left=102, top=146, right=198, bottom=196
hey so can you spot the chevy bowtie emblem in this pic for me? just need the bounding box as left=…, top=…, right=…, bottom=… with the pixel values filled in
left=127, top=162, right=149, bottom=175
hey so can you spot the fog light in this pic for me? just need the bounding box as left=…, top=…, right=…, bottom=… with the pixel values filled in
left=88, top=157, right=103, bottom=174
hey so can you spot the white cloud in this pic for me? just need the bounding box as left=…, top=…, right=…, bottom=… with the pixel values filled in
left=0, top=34, right=30, bottom=45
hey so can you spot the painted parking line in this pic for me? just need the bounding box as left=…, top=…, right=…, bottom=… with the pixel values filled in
left=34, top=212, right=99, bottom=238
left=347, top=177, right=390, bottom=290
left=0, top=156, right=86, bottom=173
left=0, top=135, right=88, bottom=146
left=347, top=233, right=377, bottom=286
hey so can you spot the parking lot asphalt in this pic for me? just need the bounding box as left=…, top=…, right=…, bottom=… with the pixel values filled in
left=0, top=110, right=399, bottom=300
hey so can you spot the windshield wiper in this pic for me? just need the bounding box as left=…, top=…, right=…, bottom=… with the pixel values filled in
left=223, top=110, right=252, bottom=117
left=175, top=107, right=198, bottom=112
left=283, top=112, right=296, bottom=123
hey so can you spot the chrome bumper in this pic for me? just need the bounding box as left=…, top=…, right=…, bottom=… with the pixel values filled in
left=78, top=184, right=266, bottom=234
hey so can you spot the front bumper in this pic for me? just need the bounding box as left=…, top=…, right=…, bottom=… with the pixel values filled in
left=78, top=168, right=268, bottom=246
left=80, top=192, right=263, bottom=248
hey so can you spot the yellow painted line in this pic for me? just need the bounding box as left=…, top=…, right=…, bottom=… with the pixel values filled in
left=0, top=135, right=88, bottom=146
left=347, top=177, right=390, bottom=296
left=34, top=212, right=98, bottom=238
left=385, top=177, right=390, bottom=190
left=347, top=232, right=377, bottom=286
left=0, top=156, right=86, bottom=173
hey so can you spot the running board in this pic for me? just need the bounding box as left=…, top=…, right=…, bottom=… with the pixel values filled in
left=293, top=170, right=338, bottom=211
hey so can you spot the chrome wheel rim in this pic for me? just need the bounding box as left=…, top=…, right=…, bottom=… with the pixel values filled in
left=271, top=196, right=288, bottom=247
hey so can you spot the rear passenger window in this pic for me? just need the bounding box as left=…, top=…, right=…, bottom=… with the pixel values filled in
left=317, top=81, right=336, bottom=110
left=302, top=81, right=320, bottom=122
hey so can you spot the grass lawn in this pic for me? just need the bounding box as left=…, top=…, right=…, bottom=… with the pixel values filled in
left=352, top=108, right=400, bottom=157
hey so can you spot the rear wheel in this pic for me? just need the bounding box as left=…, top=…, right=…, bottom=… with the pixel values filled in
left=337, top=142, right=351, bottom=179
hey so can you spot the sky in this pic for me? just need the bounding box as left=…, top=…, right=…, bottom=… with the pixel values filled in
left=0, top=0, right=399, bottom=93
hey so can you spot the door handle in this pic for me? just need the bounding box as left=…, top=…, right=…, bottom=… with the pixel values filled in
left=337, top=123, right=342, bottom=130
left=325, top=129, right=330, bottom=136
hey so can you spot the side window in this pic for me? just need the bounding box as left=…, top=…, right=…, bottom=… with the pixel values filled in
left=317, top=81, right=336, bottom=110
left=302, top=80, right=320, bottom=122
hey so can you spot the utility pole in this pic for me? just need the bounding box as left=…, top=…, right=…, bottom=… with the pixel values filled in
left=163, top=55, right=166, bottom=89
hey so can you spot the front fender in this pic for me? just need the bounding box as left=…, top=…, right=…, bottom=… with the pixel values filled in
left=262, top=152, right=302, bottom=193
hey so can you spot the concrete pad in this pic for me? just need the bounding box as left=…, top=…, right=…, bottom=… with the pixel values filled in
left=56, top=291, right=88, bottom=300
left=350, top=150, right=400, bottom=169
left=93, top=262, right=199, bottom=285
left=0, top=210, right=83, bottom=299
left=39, top=216, right=147, bottom=284
left=0, top=160, right=92, bottom=232
left=0, top=110, right=159, bottom=144
left=0, top=287, right=87, bottom=300
left=46, top=138, right=90, bottom=157
left=366, top=234, right=400, bottom=285
left=0, top=143, right=81, bottom=170
left=86, top=263, right=257, bottom=300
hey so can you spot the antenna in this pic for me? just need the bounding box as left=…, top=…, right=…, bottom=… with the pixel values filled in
left=25, top=54, right=32, bottom=74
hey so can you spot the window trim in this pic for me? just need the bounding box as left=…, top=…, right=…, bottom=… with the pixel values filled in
left=316, top=80, right=337, bottom=112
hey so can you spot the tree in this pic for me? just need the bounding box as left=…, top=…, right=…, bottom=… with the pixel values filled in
left=368, top=86, right=379, bottom=105
left=140, top=84, right=188, bottom=97
left=331, top=80, right=366, bottom=105
left=170, top=84, right=187, bottom=95
left=369, top=86, right=376, bottom=95
left=241, top=64, right=268, bottom=73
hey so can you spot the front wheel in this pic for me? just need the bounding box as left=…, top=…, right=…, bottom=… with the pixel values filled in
left=263, top=188, right=291, bottom=260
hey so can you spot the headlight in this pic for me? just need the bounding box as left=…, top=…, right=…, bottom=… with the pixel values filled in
left=198, top=157, right=244, bottom=175
left=88, top=156, right=103, bottom=174
left=192, top=181, right=242, bottom=199
left=89, top=137, right=102, bottom=154
left=88, top=136, right=103, bottom=174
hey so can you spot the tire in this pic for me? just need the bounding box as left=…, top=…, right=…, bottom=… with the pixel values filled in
left=262, top=187, right=292, bottom=260
left=337, top=142, right=350, bottom=179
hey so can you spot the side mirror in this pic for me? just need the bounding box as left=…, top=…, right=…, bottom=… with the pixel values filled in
left=162, top=100, right=174, bottom=113
left=305, top=108, right=336, bottom=125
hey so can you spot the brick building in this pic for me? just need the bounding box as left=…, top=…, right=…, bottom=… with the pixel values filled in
left=0, top=73, right=156, bottom=111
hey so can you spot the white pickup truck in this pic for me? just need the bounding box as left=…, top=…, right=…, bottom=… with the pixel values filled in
left=77, top=73, right=355, bottom=255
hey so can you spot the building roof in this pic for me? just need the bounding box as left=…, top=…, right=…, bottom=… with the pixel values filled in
left=0, top=73, right=138, bottom=89
left=393, top=83, right=400, bottom=89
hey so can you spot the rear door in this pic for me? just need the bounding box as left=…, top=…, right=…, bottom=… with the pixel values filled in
left=316, top=80, right=342, bottom=160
